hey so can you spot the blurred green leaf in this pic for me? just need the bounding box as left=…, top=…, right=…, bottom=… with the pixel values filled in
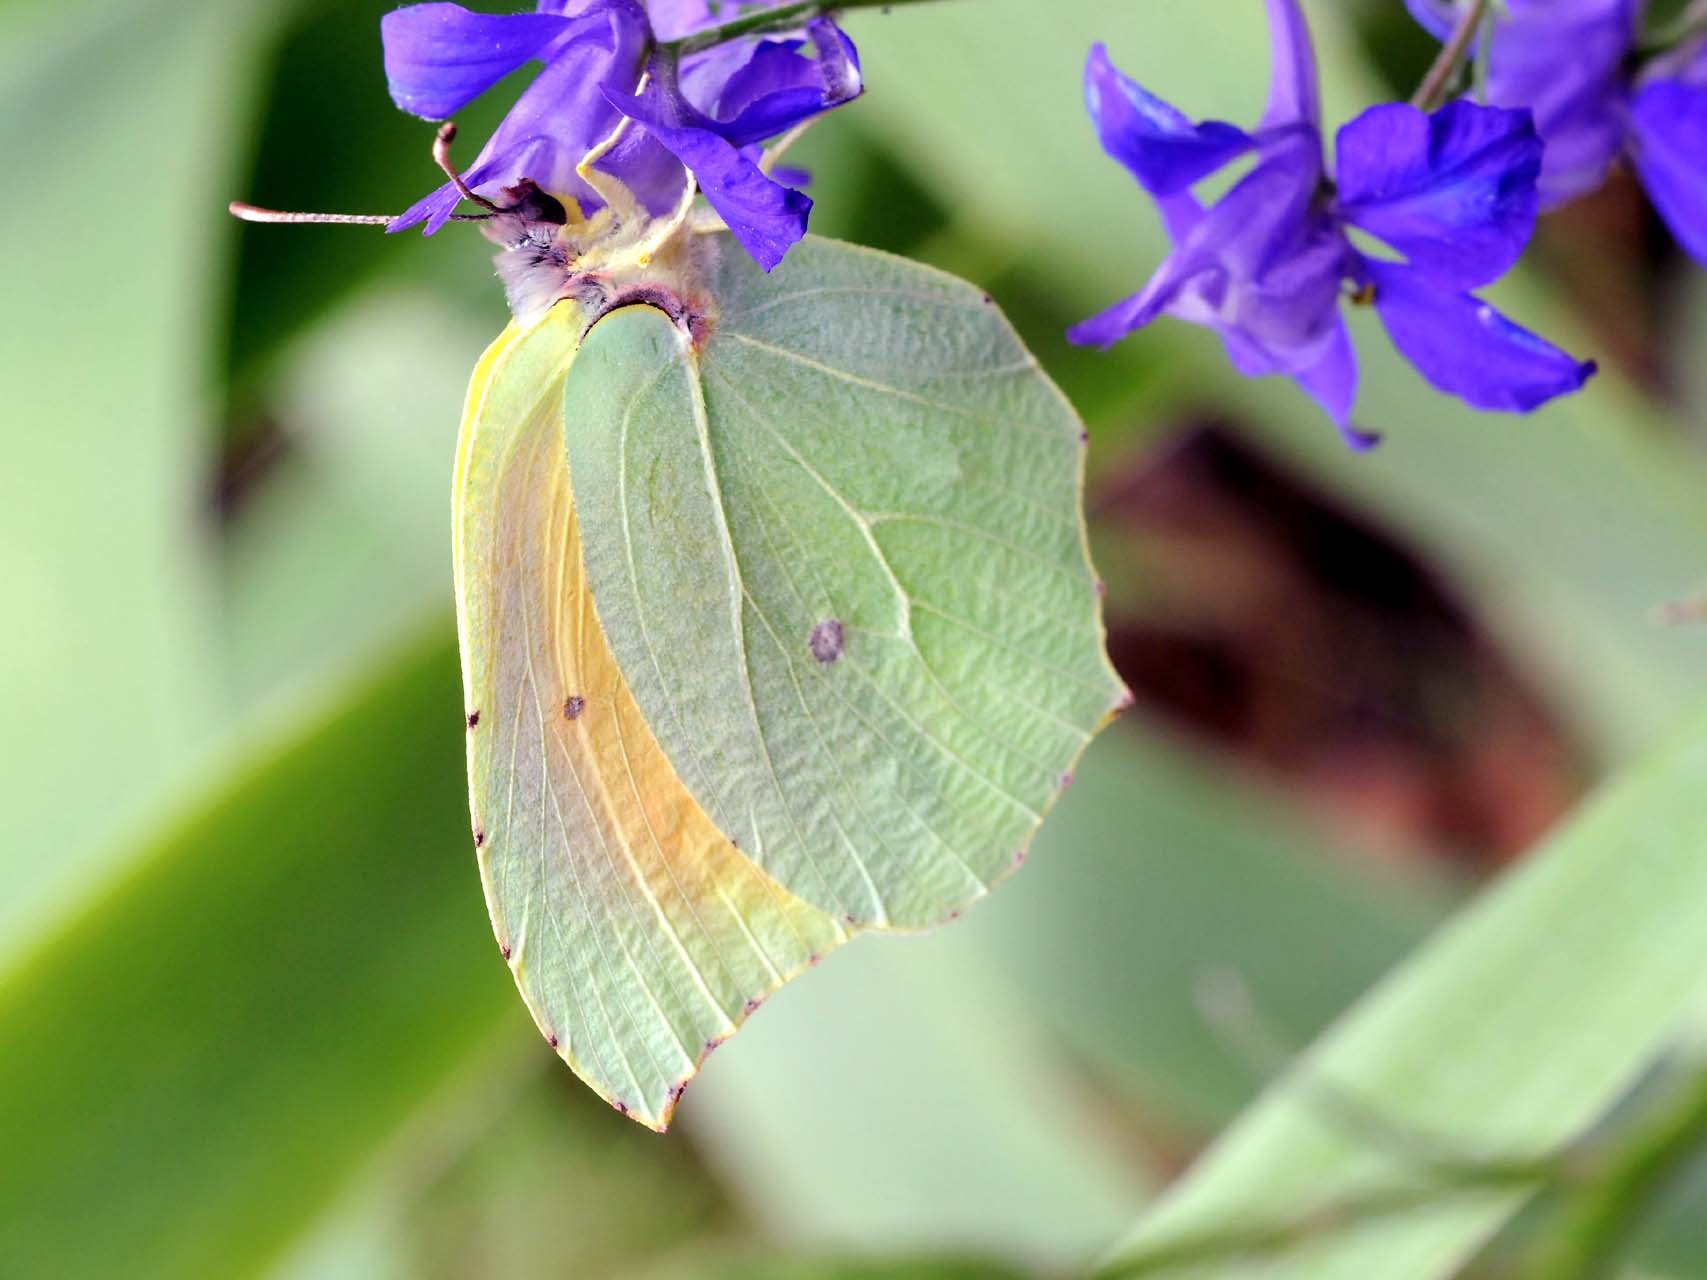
left=775, top=104, right=952, bottom=255
left=1101, top=697, right=1707, bottom=1278
left=974, top=726, right=1453, bottom=1135
left=660, top=1258, right=1032, bottom=1280
left=1627, top=1136, right=1707, bottom=1278
left=0, top=634, right=522, bottom=1277
left=0, top=1, right=268, bottom=948
left=220, top=285, right=492, bottom=709
left=271, top=1050, right=741, bottom=1280
left=681, top=900, right=1153, bottom=1270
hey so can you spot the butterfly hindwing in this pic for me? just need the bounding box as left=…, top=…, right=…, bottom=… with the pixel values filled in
left=564, top=236, right=1129, bottom=930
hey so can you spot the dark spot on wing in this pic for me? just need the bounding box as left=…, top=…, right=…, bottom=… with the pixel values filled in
left=466, top=710, right=480, bottom=729
left=742, top=996, right=763, bottom=1015
left=1058, top=771, right=1075, bottom=791
left=474, top=827, right=486, bottom=849
left=615, top=1100, right=630, bottom=1117
left=547, top=1033, right=560, bottom=1049
left=564, top=695, right=585, bottom=720
left=500, top=943, right=512, bottom=961
left=809, top=618, right=845, bottom=664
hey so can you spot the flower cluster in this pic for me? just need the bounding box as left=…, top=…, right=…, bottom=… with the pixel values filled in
left=1068, top=0, right=1597, bottom=447
left=362, top=0, right=1707, bottom=446
left=1408, top=0, right=1707, bottom=262
left=380, top=0, right=861, bottom=269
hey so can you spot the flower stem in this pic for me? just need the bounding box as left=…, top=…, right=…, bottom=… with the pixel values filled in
left=1520, top=1058, right=1707, bottom=1280
left=662, top=0, right=943, bottom=57
left=1411, top=0, right=1490, bottom=110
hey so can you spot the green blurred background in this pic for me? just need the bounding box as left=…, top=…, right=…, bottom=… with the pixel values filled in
left=6, top=0, right=1707, bottom=1275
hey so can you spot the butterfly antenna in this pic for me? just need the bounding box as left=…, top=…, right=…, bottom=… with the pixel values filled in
left=228, top=203, right=392, bottom=225
left=433, top=122, right=502, bottom=214
left=230, top=122, right=503, bottom=228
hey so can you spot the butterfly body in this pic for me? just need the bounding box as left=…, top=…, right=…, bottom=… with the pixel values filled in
left=482, top=178, right=720, bottom=330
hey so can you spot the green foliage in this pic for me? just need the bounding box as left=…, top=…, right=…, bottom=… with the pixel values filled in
left=0, top=0, right=251, bottom=947
left=976, top=728, right=1450, bottom=1134
left=8, top=0, right=1707, bottom=1274
left=1103, top=699, right=1707, bottom=1276
left=0, top=638, right=515, bottom=1277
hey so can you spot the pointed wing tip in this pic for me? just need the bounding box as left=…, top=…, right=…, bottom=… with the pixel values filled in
left=508, top=962, right=689, bottom=1134
left=632, top=1093, right=676, bottom=1134
left=611, top=1091, right=675, bottom=1133
left=553, top=1034, right=684, bottom=1134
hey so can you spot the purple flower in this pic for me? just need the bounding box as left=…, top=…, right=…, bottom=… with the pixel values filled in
left=380, top=0, right=862, bottom=269
left=1069, top=0, right=1594, bottom=448
left=610, top=17, right=860, bottom=270
left=1407, top=0, right=1707, bottom=262
left=1633, top=39, right=1707, bottom=261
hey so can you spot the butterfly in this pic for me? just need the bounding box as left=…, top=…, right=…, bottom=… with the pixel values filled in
left=237, top=140, right=1127, bottom=1130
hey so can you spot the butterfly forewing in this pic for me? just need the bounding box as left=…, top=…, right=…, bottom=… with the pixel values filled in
left=453, top=303, right=846, bottom=1129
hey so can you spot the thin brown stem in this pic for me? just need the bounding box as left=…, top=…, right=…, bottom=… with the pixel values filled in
left=661, top=0, right=944, bottom=57
left=1411, top=0, right=1490, bottom=110
left=432, top=122, right=501, bottom=213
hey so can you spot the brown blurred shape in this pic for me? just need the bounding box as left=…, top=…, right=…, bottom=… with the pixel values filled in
left=1096, top=424, right=1584, bottom=869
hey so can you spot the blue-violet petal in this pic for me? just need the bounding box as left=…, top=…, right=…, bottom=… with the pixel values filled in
left=1335, top=99, right=1540, bottom=289
left=1630, top=79, right=1707, bottom=263
left=382, top=4, right=579, bottom=120
left=1367, top=258, right=1595, bottom=412
left=1081, top=43, right=1252, bottom=195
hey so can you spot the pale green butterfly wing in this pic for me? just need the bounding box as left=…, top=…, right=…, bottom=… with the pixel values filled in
left=453, top=302, right=848, bottom=1130
left=565, top=237, right=1129, bottom=929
